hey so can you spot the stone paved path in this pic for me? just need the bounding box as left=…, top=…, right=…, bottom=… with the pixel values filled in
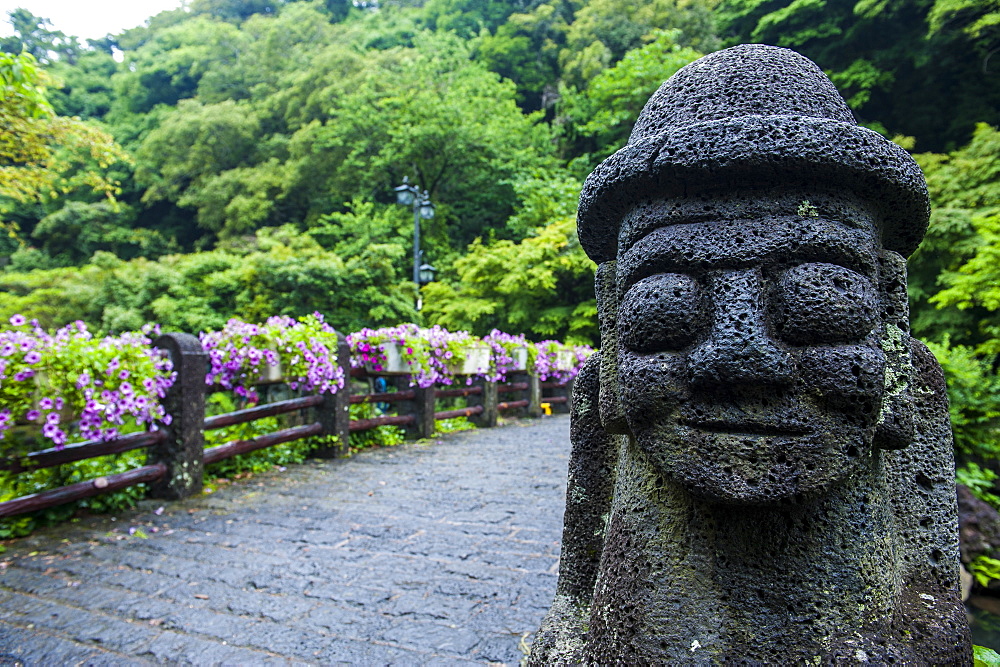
left=0, top=415, right=570, bottom=665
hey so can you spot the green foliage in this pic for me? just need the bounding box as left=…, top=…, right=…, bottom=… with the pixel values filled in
left=971, top=555, right=1000, bottom=588
left=135, top=99, right=262, bottom=234
left=110, top=22, right=559, bottom=249
left=203, top=392, right=324, bottom=478
left=49, top=48, right=118, bottom=120
left=0, top=9, right=81, bottom=65
left=0, top=226, right=416, bottom=334
left=716, top=0, right=1000, bottom=151
left=435, top=416, right=476, bottom=434
left=909, top=125, right=1000, bottom=491
left=924, top=339, right=1000, bottom=462
left=31, top=201, right=173, bottom=265
left=188, top=0, right=287, bottom=23
left=423, top=0, right=524, bottom=38
left=503, top=171, right=582, bottom=239
left=283, top=32, right=557, bottom=249
left=559, top=29, right=702, bottom=169
left=932, top=211, right=1000, bottom=334
left=348, top=399, right=406, bottom=451
left=924, top=126, right=1000, bottom=343
left=927, top=0, right=1000, bottom=73
left=475, top=2, right=569, bottom=111
left=0, top=50, right=53, bottom=118
left=0, top=449, right=148, bottom=539
left=975, top=644, right=1000, bottom=667
left=423, top=216, right=598, bottom=345
left=827, top=58, right=894, bottom=109
left=0, top=0, right=996, bottom=505
left=111, top=16, right=250, bottom=115
left=0, top=51, right=130, bottom=233
left=559, top=0, right=718, bottom=89
left=957, top=462, right=1000, bottom=508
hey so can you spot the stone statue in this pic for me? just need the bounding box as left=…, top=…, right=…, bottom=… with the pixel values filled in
left=530, top=44, right=972, bottom=664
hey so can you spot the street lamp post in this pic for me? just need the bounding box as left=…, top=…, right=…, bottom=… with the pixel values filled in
left=395, top=177, right=436, bottom=309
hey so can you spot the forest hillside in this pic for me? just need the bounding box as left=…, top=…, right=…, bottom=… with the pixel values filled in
left=1, top=0, right=999, bottom=480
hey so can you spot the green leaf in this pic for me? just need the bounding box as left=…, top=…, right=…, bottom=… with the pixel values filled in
left=975, top=644, right=1000, bottom=666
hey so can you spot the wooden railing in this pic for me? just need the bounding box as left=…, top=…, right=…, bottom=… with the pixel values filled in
left=0, top=332, right=573, bottom=519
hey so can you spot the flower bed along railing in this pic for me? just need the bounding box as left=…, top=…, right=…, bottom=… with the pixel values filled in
left=0, top=316, right=593, bottom=527
left=346, top=324, right=591, bottom=387
left=0, top=317, right=174, bottom=453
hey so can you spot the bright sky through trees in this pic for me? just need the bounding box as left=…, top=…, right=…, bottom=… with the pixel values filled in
left=0, top=0, right=185, bottom=40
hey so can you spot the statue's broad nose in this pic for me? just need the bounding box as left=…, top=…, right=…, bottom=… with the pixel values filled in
left=686, top=269, right=794, bottom=388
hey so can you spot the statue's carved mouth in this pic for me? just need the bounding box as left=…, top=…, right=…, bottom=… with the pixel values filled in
left=681, top=419, right=811, bottom=436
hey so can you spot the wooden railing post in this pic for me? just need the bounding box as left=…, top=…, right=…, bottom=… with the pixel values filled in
left=466, top=378, right=497, bottom=428
left=315, top=332, right=352, bottom=457
left=393, top=377, right=435, bottom=439
left=149, top=333, right=208, bottom=500
left=505, top=371, right=542, bottom=418
left=528, top=372, right=543, bottom=417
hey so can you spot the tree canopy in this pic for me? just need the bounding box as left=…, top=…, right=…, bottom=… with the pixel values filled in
left=0, top=0, right=997, bottom=463
left=0, top=50, right=130, bottom=256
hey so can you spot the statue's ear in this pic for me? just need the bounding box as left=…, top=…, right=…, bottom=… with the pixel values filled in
left=874, top=250, right=914, bottom=450
left=596, top=261, right=630, bottom=435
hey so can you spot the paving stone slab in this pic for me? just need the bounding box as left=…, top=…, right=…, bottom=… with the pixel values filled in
left=0, top=415, right=569, bottom=664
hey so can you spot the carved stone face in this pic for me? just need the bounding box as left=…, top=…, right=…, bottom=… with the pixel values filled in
left=613, top=190, right=897, bottom=504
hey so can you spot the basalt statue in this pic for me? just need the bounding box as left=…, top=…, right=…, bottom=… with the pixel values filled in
left=530, top=44, right=972, bottom=664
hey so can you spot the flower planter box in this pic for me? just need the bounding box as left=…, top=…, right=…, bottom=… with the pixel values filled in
left=447, top=344, right=491, bottom=376
left=257, top=360, right=283, bottom=383
left=555, top=350, right=576, bottom=372
left=364, top=342, right=411, bottom=375
left=510, top=346, right=529, bottom=372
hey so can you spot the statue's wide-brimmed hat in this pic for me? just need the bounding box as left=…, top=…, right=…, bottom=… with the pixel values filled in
left=577, top=44, right=930, bottom=263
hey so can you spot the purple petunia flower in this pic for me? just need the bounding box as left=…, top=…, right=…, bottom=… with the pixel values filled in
left=9, top=314, right=26, bottom=326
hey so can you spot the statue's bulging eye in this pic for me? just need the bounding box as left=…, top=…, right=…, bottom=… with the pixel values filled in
left=774, top=263, right=877, bottom=345
left=618, top=273, right=705, bottom=352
